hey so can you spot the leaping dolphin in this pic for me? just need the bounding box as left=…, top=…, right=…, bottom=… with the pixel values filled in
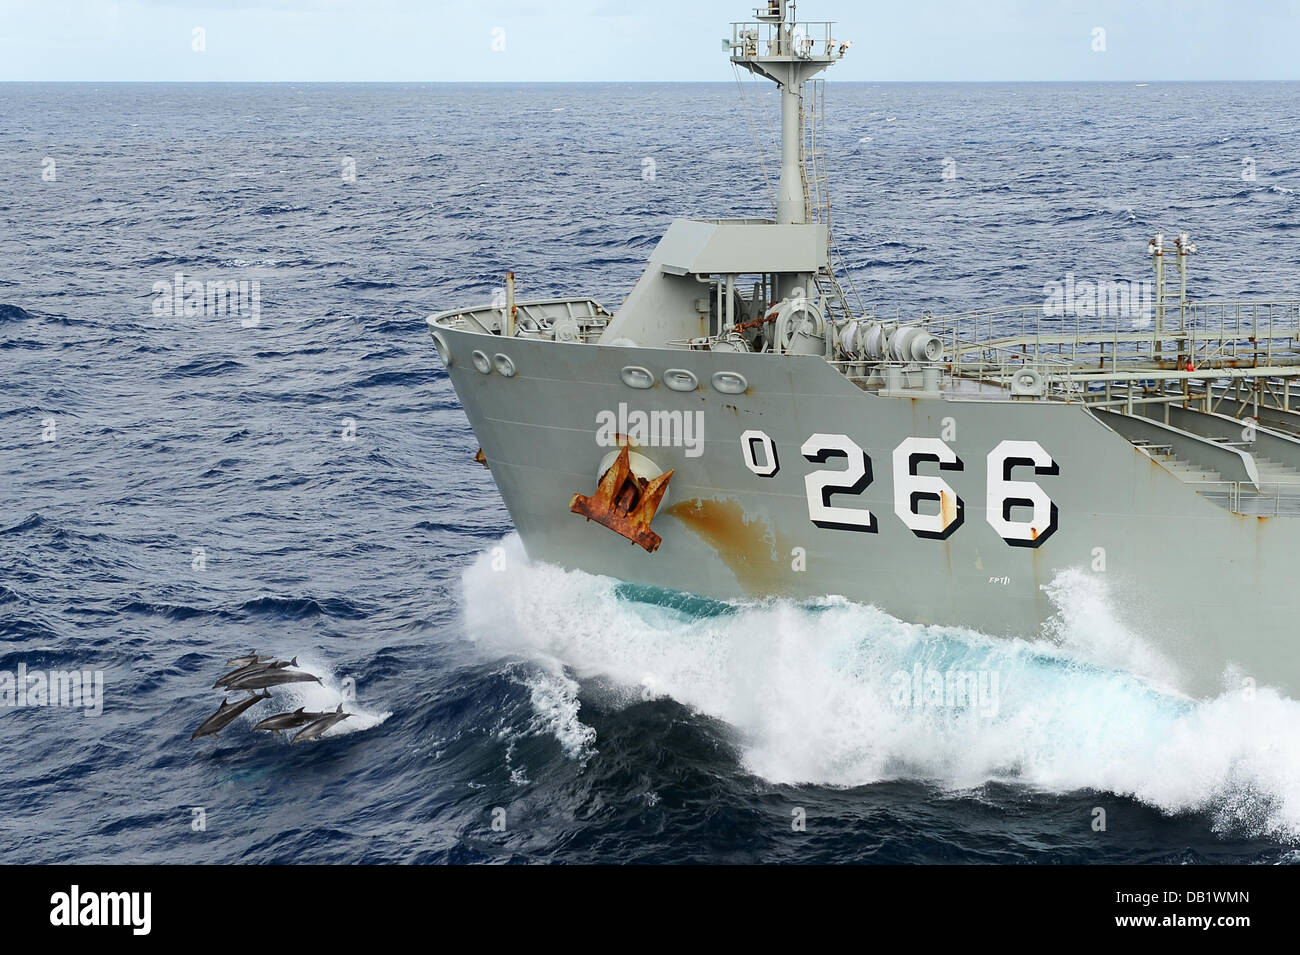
left=226, top=652, right=273, bottom=668
left=214, top=656, right=298, bottom=689
left=252, top=707, right=329, bottom=734
left=290, top=704, right=351, bottom=745
left=190, top=690, right=272, bottom=741
left=224, top=667, right=322, bottom=692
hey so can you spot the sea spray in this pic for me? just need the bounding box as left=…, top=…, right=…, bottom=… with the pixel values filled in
left=462, top=534, right=1300, bottom=840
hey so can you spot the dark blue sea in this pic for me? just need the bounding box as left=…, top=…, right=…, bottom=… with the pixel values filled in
left=2, top=82, right=1299, bottom=864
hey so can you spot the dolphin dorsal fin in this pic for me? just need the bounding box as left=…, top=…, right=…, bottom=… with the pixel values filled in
left=289, top=656, right=298, bottom=667
left=295, top=706, right=305, bottom=713
left=336, top=703, right=343, bottom=713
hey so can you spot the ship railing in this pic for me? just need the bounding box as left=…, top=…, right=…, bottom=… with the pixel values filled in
left=1194, top=480, right=1300, bottom=518
left=428, top=298, right=611, bottom=341
left=730, top=21, right=838, bottom=59
left=923, top=300, right=1300, bottom=394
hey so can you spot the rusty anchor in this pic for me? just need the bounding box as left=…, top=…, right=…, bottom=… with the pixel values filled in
left=473, top=447, right=489, bottom=469
left=569, top=445, right=674, bottom=553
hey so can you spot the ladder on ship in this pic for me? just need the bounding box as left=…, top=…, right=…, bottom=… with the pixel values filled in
left=800, top=78, right=861, bottom=321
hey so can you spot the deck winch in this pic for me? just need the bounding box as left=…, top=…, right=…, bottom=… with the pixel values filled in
left=836, top=319, right=943, bottom=363
left=772, top=295, right=827, bottom=355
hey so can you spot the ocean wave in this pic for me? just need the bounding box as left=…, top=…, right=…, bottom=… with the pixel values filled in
left=161, top=357, right=246, bottom=379
left=0, top=303, right=35, bottom=322
left=237, top=595, right=369, bottom=621
left=462, top=535, right=1300, bottom=841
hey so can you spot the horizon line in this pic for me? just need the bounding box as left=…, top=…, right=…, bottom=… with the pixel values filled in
left=2, top=78, right=1297, bottom=85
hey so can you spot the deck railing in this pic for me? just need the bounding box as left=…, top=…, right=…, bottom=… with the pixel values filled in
left=730, top=21, right=838, bottom=58
left=1195, top=480, right=1300, bottom=517
left=922, top=300, right=1300, bottom=399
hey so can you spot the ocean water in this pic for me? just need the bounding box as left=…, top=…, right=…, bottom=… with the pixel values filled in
left=2, top=81, right=1299, bottom=863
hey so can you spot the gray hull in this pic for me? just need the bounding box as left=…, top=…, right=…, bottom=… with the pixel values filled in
left=436, top=326, right=1298, bottom=699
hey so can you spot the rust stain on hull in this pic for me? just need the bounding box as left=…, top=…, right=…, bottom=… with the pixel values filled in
left=939, top=489, right=957, bottom=529
left=663, top=497, right=797, bottom=596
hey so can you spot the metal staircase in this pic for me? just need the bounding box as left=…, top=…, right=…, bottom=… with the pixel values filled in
left=800, top=78, right=830, bottom=227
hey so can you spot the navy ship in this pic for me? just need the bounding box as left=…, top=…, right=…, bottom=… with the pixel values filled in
left=429, top=1, right=1300, bottom=698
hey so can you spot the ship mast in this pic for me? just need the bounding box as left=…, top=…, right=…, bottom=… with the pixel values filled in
left=730, top=1, right=847, bottom=224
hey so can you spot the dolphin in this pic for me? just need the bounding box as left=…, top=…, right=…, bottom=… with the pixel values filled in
left=226, top=652, right=273, bottom=668
left=214, top=656, right=298, bottom=689
left=190, top=690, right=272, bottom=741
left=252, top=707, right=328, bottom=734
left=224, top=667, right=322, bottom=692
left=290, top=704, right=351, bottom=745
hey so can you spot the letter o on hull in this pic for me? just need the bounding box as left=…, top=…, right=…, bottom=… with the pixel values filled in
left=741, top=429, right=780, bottom=477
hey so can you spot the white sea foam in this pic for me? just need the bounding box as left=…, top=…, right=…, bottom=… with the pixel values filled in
left=512, top=661, right=597, bottom=762
left=462, top=534, right=1300, bottom=839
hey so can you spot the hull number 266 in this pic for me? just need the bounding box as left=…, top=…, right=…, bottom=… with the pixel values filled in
left=740, top=430, right=1059, bottom=548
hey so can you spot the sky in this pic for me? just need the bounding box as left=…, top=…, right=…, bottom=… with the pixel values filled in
left=1, top=0, right=1298, bottom=83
